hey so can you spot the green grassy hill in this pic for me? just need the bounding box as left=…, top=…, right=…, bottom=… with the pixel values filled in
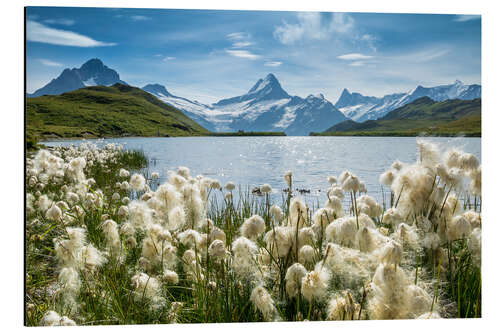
left=313, top=97, right=481, bottom=137
left=27, top=83, right=209, bottom=140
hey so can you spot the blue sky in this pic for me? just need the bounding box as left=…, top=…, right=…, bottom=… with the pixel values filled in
left=26, top=7, right=481, bottom=104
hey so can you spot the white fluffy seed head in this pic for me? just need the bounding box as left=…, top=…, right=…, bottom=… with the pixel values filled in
left=285, top=263, right=307, bottom=298
left=284, top=170, right=292, bottom=186
left=379, top=170, right=395, bottom=187
left=270, top=204, right=283, bottom=222
left=379, top=241, right=402, bottom=266
left=447, top=215, right=472, bottom=241
left=298, top=245, right=315, bottom=264
left=208, top=239, right=227, bottom=259
left=46, top=204, right=62, bottom=221
left=163, top=270, right=179, bottom=284
left=301, top=264, right=330, bottom=302
left=250, top=285, right=278, bottom=321
left=119, top=169, right=130, bottom=178
left=240, top=215, right=266, bottom=240
left=260, top=184, right=272, bottom=194
left=130, top=173, right=146, bottom=191
left=224, top=181, right=236, bottom=191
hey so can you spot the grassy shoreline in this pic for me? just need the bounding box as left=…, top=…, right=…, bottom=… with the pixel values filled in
left=310, top=131, right=481, bottom=137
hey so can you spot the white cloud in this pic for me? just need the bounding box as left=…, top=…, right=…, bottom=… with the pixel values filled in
left=38, top=59, right=63, bottom=67
left=414, top=49, right=450, bottom=62
left=274, top=12, right=354, bottom=45
left=264, top=61, right=282, bottom=67
left=226, top=32, right=248, bottom=41
left=225, top=49, right=260, bottom=60
left=44, top=18, right=75, bottom=26
left=348, top=61, right=366, bottom=67
left=232, top=41, right=252, bottom=48
left=163, top=56, right=176, bottom=61
left=454, top=15, right=481, bottom=22
left=27, top=20, right=116, bottom=47
left=337, top=53, right=374, bottom=60
left=131, top=15, right=151, bottom=21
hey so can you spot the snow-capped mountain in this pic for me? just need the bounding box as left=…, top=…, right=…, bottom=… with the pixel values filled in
left=335, top=80, right=481, bottom=122
left=28, top=58, right=127, bottom=97
left=144, top=74, right=347, bottom=136
left=141, top=84, right=217, bottom=131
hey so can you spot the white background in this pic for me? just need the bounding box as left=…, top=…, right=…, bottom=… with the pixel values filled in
left=1, top=0, right=498, bottom=331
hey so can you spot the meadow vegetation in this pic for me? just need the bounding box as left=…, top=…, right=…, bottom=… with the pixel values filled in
left=25, top=139, right=481, bottom=325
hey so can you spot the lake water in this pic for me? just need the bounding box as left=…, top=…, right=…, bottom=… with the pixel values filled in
left=43, top=136, right=481, bottom=206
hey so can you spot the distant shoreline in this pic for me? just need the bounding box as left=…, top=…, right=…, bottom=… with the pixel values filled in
left=310, top=132, right=481, bottom=138
left=39, top=132, right=287, bottom=142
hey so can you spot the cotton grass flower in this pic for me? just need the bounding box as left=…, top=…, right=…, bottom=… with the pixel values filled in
left=102, top=219, right=121, bottom=255
left=447, top=215, right=472, bottom=241
left=379, top=169, right=395, bottom=187
left=250, top=285, right=279, bottom=321
left=117, top=205, right=129, bottom=219
left=327, top=291, right=360, bottom=320
left=240, top=215, right=266, bottom=240
left=130, top=173, right=146, bottom=191
left=111, top=192, right=120, bottom=201
left=324, top=195, right=343, bottom=217
left=285, top=263, right=307, bottom=298
left=224, top=181, right=236, bottom=191
left=163, top=270, right=179, bottom=284
left=289, top=197, right=308, bottom=228
left=178, top=229, right=201, bottom=248
left=270, top=204, right=283, bottom=222
left=58, top=266, right=81, bottom=312
left=81, top=243, right=107, bottom=270
left=46, top=204, right=62, bottom=221
left=417, top=139, right=441, bottom=168
left=378, top=241, right=402, bottom=266
left=422, top=232, right=441, bottom=250
left=284, top=170, right=292, bottom=187
left=468, top=228, right=481, bottom=267
left=462, top=210, right=481, bottom=229
left=260, top=184, right=272, bottom=194
left=328, top=176, right=337, bottom=184
left=382, top=207, right=403, bottom=226
left=119, top=168, right=130, bottom=178
left=208, top=239, right=227, bottom=260
left=327, top=185, right=344, bottom=199
left=301, top=263, right=330, bottom=302
left=264, top=226, right=293, bottom=258
left=41, top=310, right=76, bottom=326
left=298, top=245, right=315, bottom=264
left=356, top=195, right=382, bottom=218
left=367, top=263, right=413, bottom=319
left=131, top=272, right=165, bottom=309
left=325, top=217, right=358, bottom=247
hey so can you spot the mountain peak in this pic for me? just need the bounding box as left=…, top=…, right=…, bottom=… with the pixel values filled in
left=306, top=93, right=325, bottom=100
left=265, top=73, right=278, bottom=82
left=214, top=73, right=289, bottom=107
left=142, top=84, right=173, bottom=97
left=28, top=58, right=126, bottom=97
left=82, top=58, right=104, bottom=66
left=454, top=79, right=464, bottom=85
left=244, top=73, right=289, bottom=100
left=248, top=73, right=282, bottom=93
left=340, top=88, right=351, bottom=96
left=79, top=58, right=105, bottom=71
